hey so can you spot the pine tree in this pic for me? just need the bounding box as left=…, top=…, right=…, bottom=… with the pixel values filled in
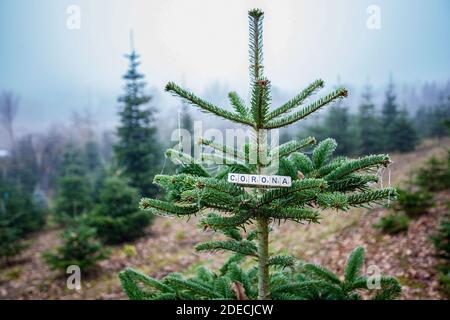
left=120, top=9, right=399, bottom=300
left=114, top=40, right=161, bottom=197
left=357, top=84, right=383, bottom=155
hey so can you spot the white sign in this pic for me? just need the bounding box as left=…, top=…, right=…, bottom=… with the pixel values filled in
left=228, top=173, right=292, bottom=187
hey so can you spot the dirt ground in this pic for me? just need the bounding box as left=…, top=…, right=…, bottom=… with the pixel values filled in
left=1, top=138, right=449, bottom=300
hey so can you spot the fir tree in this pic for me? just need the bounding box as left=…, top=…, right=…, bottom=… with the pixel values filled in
left=0, top=175, right=45, bottom=258
left=54, top=144, right=92, bottom=223
left=381, top=78, right=399, bottom=151
left=320, top=102, right=355, bottom=156
left=84, top=140, right=103, bottom=174
left=120, top=9, right=399, bottom=300
left=43, top=221, right=108, bottom=272
left=389, top=109, right=418, bottom=153
left=88, top=176, right=152, bottom=244
left=357, top=84, right=383, bottom=155
left=114, top=40, right=161, bottom=197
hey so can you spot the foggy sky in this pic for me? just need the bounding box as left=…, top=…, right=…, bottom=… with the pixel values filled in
left=0, top=0, right=449, bottom=136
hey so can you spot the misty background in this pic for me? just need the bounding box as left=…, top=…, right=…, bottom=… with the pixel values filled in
left=0, top=0, right=449, bottom=148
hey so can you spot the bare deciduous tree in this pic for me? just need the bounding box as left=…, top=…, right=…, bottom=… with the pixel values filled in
left=0, top=91, right=19, bottom=149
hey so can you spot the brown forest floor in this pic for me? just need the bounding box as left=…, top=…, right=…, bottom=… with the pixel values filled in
left=1, top=138, right=449, bottom=300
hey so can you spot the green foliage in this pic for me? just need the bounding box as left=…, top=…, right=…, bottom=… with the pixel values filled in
left=395, top=188, right=433, bottom=217
left=43, top=221, right=108, bottom=272
left=389, top=110, right=418, bottom=153
left=54, top=144, right=92, bottom=223
left=374, top=213, right=409, bottom=235
left=88, top=176, right=153, bottom=244
left=0, top=176, right=46, bottom=259
left=415, top=153, right=450, bottom=192
left=356, top=85, right=383, bottom=155
left=430, top=209, right=450, bottom=296
left=120, top=246, right=400, bottom=300
left=414, top=99, right=450, bottom=140
left=114, top=48, right=161, bottom=197
left=120, top=9, right=400, bottom=300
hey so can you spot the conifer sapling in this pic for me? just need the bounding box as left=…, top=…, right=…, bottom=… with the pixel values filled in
left=120, top=9, right=400, bottom=300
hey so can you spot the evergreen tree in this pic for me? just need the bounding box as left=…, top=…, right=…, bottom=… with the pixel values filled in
left=88, top=176, right=152, bottom=244
left=114, top=42, right=161, bottom=197
left=381, top=78, right=399, bottom=151
left=7, top=135, right=39, bottom=195
left=389, top=109, right=418, bottom=153
left=429, top=97, right=450, bottom=139
left=43, top=221, right=108, bottom=272
left=381, top=78, right=398, bottom=129
left=321, top=102, right=355, bottom=156
left=84, top=140, right=103, bottom=174
left=357, top=84, right=383, bottom=155
left=54, top=144, right=92, bottom=223
left=120, top=9, right=399, bottom=300
left=0, top=175, right=45, bottom=258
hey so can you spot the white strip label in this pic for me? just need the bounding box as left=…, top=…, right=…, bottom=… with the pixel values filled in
left=228, top=173, right=292, bottom=187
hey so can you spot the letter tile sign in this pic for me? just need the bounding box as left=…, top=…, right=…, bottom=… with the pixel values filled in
left=228, top=173, right=292, bottom=187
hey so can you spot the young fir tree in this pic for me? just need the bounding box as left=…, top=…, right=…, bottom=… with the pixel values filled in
left=320, top=102, right=355, bottom=156
left=54, top=144, right=92, bottom=223
left=120, top=9, right=400, bottom=300
left=381, top=78, right=399, bottom=151
left=389, top=109, right=418, bottom=153
left=88, top=176, right=152, bottom=244
left=357, top=84, right=383, bottom=155
left=114, top=40, right=161, bottom=197
left=43, top=220, right=108, bottom=272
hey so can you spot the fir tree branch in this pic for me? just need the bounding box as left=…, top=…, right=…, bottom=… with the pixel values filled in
left=198, top=138, right=246, bottom=161
left=264, top=88, right=348, bottom=129
left=228, top=91, right=249, bottom=117
left=165, top=274, right=221, bottom=299
left=344, top=247, right=365, bottom=284
left=139, top=198, right=199, bottom=215
left=268, top=255, right=296, bottom=269
left=301, top=263, right=342, bottom=285
left=312, top=138, right=338, bottom=169
left=258, top=178, right=326, bottom=207
left=327, top=175, right=378, bottom=192
left=195, top=240, right=258, bottom=257
left=200, top=212, right=252, bottom=229
left=346, top=187, right=397, bottom=207
left=325, top=154, right=390, bottom=182
left=264, top=207, right=320, bottom=224
left=265, top=79, right=324, bottom=121
left=373, top=276, right=402, bottom=300
left=271, top=136, right=316, bottom=159
left=165, top=82, right=253, bottom=126
left=200, top=153, right=246, bottom=166
left=290, top=152, right=314, bottom=175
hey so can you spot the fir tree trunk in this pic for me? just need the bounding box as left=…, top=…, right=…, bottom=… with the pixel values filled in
left=256, top=216, right=270, bottom=299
